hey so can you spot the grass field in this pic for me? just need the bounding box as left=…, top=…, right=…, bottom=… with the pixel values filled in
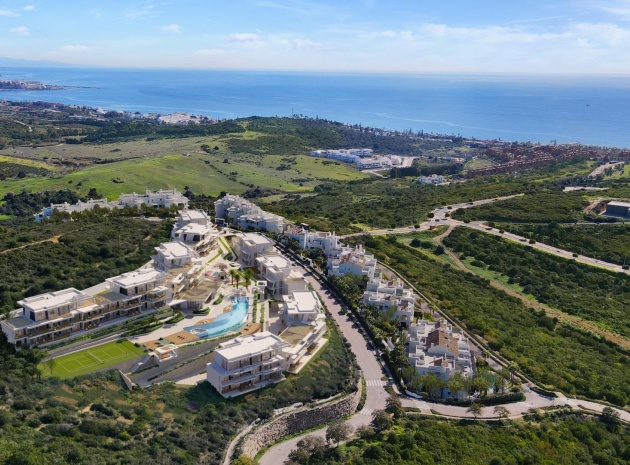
left=42, top=340, right=146, bottom=379
left=0, top=142, right=367, bottom=199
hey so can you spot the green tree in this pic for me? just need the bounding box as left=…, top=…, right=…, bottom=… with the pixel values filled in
left=241, top=268, right=255, bottom=290
left=385, top=395, right=403, bottom=419
left=467, top=403, right=483, bottom=419
left=326, top=420, right=353, bottom=447
left=493, top=406, right=510, bottom=419
left=371, top=410, right=393, bottom=432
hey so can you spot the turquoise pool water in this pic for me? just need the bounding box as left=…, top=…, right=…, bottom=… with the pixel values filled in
left=184, top=296, right=248, bottom=338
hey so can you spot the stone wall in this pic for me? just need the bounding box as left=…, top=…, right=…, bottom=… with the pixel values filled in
left=240, top=382, right=362, bottom=459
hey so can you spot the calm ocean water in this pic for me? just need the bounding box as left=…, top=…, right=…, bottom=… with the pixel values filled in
left=1, top=67, right=629, bottom=148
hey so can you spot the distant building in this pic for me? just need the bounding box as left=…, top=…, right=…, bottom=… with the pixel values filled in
left=328, top=245, right=379, bottom=280
left=152, top=242, right=200, bottom=271
left=417, top=174, right=445, bottom=185
left=605, top=201, right=630, bottom=218
left=284, top=226, right=339, bottom=255
left=256, top=252, right=308, bottom=296
left=407, top=320, right=473, bottom=382
left=214, top=194, right=286, bottom=233
left=206, top=331, right=290, bottom=397
left=171, top=209, right=217, bottom=255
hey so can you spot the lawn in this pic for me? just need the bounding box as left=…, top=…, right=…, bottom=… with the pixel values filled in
left=42, top=340, right=146, bottom=379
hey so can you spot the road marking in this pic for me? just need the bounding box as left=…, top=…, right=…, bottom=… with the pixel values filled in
left=360, top=408, right=374, bottom=416
left=366, top=379, right=383, bottom=387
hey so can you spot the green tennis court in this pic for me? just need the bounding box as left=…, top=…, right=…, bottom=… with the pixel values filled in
left=42, top=340, right=146, bottom=379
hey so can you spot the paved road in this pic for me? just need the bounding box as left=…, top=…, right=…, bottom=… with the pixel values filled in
left=258, top=267, right=388, bottom=465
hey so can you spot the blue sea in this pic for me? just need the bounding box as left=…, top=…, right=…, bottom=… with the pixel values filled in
left=1, top=67, right=630, bottom=148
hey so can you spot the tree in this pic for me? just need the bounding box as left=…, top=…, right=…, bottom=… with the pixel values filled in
left=508, top=362, right=520, bottom=384
left=467, top=403, right=483, bottom=419
left=385, top=395, right=403, bottom=419
left=241, top=268, right=255, bottom=290
left=44, top=357, right=56, bottom=376
left=420, top=373, right=444, bottom=399
left=494, top=372, right=507, bottom=393
left=371, top=410, right=393, bottom=432
left=228, top=269, right=238, bottom=286
left=493, top=406, right=510, bottom=419
left=326, top=420, right=353, bottom=447
left=231, top=456, right=258, bottom=465
left=446, top=372, right=467, bottom=399
left=286, top=435, right=326, bottom=464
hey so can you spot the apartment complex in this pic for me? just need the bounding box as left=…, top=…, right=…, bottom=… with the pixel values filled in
left=35, top=189, right=189, bottom=222
left=362, top=277, right=415, bottom=326
left=214, top=194, right=285, bottom=233
left=233, top=233, right=275, bottom=267
left=407, top=320, right=473, bottom=381
left=284, top=225, right=339, bottom=255
left=256, top=253, right=308, bottom=296
left=206, top=331, right=290, bottom=397
left=1, top=270, right=170, bottom=347
left=152, top=242, right=200, bottom=271
left=328, top=245, right=379, bottom=280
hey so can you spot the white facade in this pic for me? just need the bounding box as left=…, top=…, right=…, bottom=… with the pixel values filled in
left=256, top=253, right=307, bottom=296
left=362, top=277, right=415, bottom=325
left=284, top=226, right=339, bottom=255
left=152, top=242, right=200, bottom=271
left=206, top=332, right=290, bottom=397
left=281, top=290, right=324, bottom=326
left=356, top=157, right=392, bottom=170
left=34, top=189, right=189, bottom=221
left=328, top=245, right=378, bottom=280
left=233, top=233, right=275, bottom=267
left=417, top=174, right=445, bottom=185
left=407, top=320, right=473, bottom=381
left=214, top=194, right=286, bottom=233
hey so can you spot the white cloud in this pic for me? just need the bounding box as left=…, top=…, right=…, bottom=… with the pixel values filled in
left=161, top=24, right=181, bottom=34
left=291, top=38, right=324, bottom=49
left=22, top=5, right=35, bottom=11
left=125, top=5, right=155, bottom=20
left=0, top=8, right=17, bottom=16
left=228, top=32, right=260, bottom=42
left=61, top=45, right=89, bottom=52
left=10, top=26, right=29, bottom=36
left=195, top=48, right=225, bottom=55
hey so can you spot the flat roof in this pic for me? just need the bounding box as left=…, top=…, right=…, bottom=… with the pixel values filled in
left=18, top=288, right=88, bottom=311
left=257, top=253, right=291, bottom=269
left=608, top=201, right=630, bottom=208
left=216, top=331, right=287, bottom=361
left=157, top=241, right=193, bottom=258
left=178, top=223, right=210, bottom=234
left=107, top=269, right=165, bottom=288
left=240, top=233, right=274, bottom=246
left=180, top=209, right=208, bottom=221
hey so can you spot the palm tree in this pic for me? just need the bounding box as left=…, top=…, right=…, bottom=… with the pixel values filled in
left=508, top=362, right=520, bottom=384
left=241, top=268, right=254, bottom=290
left=228, top=269, right=238, bottom=286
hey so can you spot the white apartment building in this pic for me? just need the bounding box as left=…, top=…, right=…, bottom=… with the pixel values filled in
left=113, top=189, right=189, bottom=210
left=34, top=198, right=111, bottom=222
left=171, top=222, right=216, bottom=255
left=417, top=174, right=446, bottom=185
left=362, top=277, right=415, bottom=326
left=281, top=290, right=324, bottom=326
left=152, top=242, right=200, bottom=271
left=328, top=245, right=378, bottom=280
left=1, top=270, right=170, bottom=348
left=233, top=233, right=275, bottom=267
left=256, top=252, right=308, bottom=296
left=34, top=189, right=189, bottom=222
left=356, top=157, right=392, bottom=170
left=310, top=148, right=373, bottom=161
left=206, top=331, right=291, bottom=397
left=407, top=320, right=473, bottom=382
left=214, top=194, right=286, bottom=233
left=174, top=209, right=210, bottom=228
left=284, top=226, right=339, bottom=255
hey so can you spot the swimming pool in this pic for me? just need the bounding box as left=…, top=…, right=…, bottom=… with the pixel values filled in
left=184, top=296, right=249, bottom=339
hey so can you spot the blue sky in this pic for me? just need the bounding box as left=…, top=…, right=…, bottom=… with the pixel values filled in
left=1, top=0, right=630, bottom=73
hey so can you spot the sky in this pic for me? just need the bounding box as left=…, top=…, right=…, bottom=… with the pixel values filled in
left=1, top=0, right=630, bottom=73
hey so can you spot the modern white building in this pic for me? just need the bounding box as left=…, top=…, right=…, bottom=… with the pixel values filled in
left=256, top=252, right=308, bottom=296
left=34, top=198, right=111, bottom=222
left=328, top=245, right=378, bottom=280
left=152, top=242, right=200, bottom=271
left=214, top=194, right=286, bottom=233
left=362, top=277, right=415, bottom=326
left=233, top=233, right=275, bottom=267
left=281, top=290, right=324, bottom=326
left=1, top=270, right=170, bottom=348
left=356, top=157, right=392, bottom=170
left=34, top=189, right=189, bottom=221
left=171, top=222, right=216, bottom=255
left=407, top=320, right=473, bottom=381
left=284, top=226, right=339, bottom=255
left=310, top=148, right=373, bottom=162
left=206, top=331, right=291, bottom=397
left=174, top=209, right=210, bottom=228
left=113, top=189, right=189, bottom=210
left=417, top=174, right=446, bottom=185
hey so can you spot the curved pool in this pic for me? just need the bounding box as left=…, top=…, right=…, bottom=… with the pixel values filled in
left=184, top=296, right=248, bottom=339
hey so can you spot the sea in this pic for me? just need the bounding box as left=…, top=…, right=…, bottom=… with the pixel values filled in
left=1, top=67, right=630, bottom=148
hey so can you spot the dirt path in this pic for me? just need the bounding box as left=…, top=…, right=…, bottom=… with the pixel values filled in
left=0, top=234, right=63, bottom=254
left=436, top=230, right=630, bottom=350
